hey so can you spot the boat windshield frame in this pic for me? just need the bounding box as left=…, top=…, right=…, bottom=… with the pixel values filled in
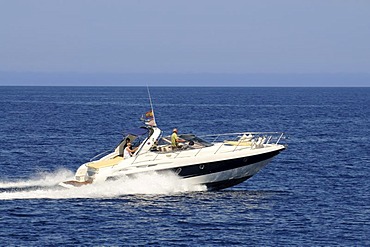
left=156, top=133, right=213, bottom=149
left=178, top=134, right=213, bottom=147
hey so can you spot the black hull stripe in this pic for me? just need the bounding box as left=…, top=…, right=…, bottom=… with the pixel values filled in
left=171, top=149, right=282, bottom=179
left=204, top=176, right=253, bottom=191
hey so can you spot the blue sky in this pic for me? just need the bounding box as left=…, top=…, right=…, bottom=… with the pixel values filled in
left=1, top=0, right=369, bottom=86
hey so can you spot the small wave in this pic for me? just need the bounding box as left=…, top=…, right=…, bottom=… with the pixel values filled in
left=0, top=171, right=206, bottom=200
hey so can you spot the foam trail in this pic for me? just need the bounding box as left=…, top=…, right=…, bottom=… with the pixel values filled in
left=0, top=169, right=74, bottom=189
left=0, top=171, right=206, bottom=200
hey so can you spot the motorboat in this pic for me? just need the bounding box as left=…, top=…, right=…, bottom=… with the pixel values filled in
left=59, top=113, right=286, bottom=190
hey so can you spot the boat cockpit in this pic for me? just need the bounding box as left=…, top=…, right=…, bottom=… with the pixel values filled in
left=152, top=134, right=213, bottom=153
left=114, top=127, right=151, bottom=156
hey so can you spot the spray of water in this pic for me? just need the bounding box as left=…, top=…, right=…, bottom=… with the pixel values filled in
left=0, top=169, right=74, bottom=189
left=0, top=170, right=206, bottom=200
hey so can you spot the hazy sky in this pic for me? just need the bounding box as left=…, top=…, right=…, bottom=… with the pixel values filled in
left=1, top=0, right=370, bottom=86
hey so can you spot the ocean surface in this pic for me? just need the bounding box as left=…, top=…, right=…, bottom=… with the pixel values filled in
left=0, top=87, right=369, bottom=246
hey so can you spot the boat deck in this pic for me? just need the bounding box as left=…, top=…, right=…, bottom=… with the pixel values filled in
left=223, top=140, right=252, bottom=146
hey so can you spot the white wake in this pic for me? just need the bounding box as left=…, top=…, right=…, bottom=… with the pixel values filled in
left=0, top=169, right=74, bottom=189
left=0, top=170, right=206, bottom=200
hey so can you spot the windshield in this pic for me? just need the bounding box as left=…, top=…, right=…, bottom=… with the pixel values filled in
left=157, top=134, right=213, bottom=148
left=178, top=134, right=213, bottom=147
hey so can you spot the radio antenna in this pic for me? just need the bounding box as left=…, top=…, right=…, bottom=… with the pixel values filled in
left=146, top=85, right=157, bottom=126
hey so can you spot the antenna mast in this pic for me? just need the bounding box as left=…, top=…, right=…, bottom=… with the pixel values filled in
left=147, top=85, right=157, bottom=126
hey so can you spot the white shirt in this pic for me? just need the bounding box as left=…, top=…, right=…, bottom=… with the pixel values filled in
left=124, top=147, right=132, bottom=159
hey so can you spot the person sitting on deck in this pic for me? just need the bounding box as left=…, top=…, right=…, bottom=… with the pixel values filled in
left=171, top=128, right=185, bottom=149
left=124, top=143, right=138, bottom=158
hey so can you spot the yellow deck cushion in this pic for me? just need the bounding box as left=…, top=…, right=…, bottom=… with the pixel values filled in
left=87, top=156, right=124, bottom=169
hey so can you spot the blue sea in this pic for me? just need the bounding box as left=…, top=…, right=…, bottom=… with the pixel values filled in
left=0, top=87, right=369, bottom=246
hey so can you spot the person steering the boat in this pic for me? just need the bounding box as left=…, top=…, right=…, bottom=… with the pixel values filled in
left=124, top=143, right=138, bottom=158
left=171, top=128, right=185, bottom=149
left=123, top=138, right=131, bottom=149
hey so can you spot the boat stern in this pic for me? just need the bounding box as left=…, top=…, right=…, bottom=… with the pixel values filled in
left=58, top=163, right=95, bottom=188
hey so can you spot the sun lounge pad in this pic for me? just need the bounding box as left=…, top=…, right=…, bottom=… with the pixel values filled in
left=87, top=156, right=124, bottom=169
